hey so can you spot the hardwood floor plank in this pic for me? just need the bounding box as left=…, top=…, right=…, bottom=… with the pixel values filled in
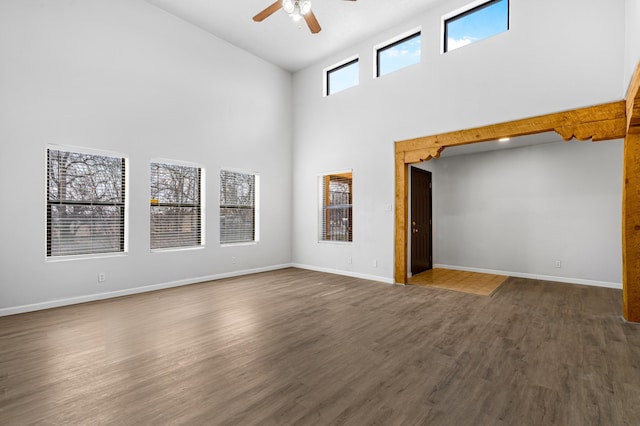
left=1, top=269, right=639, bottom=425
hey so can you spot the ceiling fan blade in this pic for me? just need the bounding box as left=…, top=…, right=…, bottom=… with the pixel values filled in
left=304, top=10, right=322, bottom=34
left=253, top=1, right=282, bottom=22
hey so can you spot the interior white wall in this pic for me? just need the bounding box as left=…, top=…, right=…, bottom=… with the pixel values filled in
left=626, top=0, right=640, bottom=88
left=426, top=140, right=623, bottom=287
left=291, top=0, right=626, bottom=283
left=0, top=0, right=293, bottom=313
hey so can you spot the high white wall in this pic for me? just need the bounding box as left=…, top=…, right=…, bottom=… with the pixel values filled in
left=0, top=0, right=293, bottom=313
left=421, top=140, right=623, bottom=287
left=626, top=0, right=640, bottom=88
left=291, top=0, right=626, bottom=283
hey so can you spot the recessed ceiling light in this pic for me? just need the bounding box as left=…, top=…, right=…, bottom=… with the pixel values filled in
left=498, top=137, right=510, bottom=142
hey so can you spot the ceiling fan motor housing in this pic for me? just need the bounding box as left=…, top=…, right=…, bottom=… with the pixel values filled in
left=283, top=0, right=311, bottom=17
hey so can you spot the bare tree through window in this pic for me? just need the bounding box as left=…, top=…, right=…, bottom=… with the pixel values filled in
left=150, top=162, right=202, bottom=249
left=47, top=148, right=126, bottom=257
left=220, top=170, right=256, bottom=244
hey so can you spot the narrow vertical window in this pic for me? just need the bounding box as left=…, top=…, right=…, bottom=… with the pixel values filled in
left=150, top=161, right=203, bottom=250
left=326, top=58, right=359, bottom=96
left=376, top=31, right=421, bottom=77
left=47, top=147, right=127, bottom=257
left=220, top=170, right=258, bottom=244
left=444, top=0, right=509, bottom=52
left=320, top=172, right=353, bottom=242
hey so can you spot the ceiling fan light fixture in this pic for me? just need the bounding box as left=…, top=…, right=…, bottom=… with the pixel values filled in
left=300, top=0, right=312, bottom=15
left=282, top=0, right=295, bottom=14
left=291, top=7, right=303, bottom=22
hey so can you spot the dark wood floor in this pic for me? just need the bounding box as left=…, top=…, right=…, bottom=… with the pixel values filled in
left=1, top=268, right=639, bottom=425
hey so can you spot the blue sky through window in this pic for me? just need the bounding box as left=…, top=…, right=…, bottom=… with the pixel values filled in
left=378, top=32, right=421, bottom=77
left=327, top=59, right=359, bottom=95
left=446, top=0, right=508, bottom=52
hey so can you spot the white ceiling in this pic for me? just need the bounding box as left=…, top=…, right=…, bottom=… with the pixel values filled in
left=144, top=0, right=446, bottom=72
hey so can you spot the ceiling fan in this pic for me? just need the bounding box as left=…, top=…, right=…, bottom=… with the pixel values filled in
left=253, top=0, right=357, bottom=34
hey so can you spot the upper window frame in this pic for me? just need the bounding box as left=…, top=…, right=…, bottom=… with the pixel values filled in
left=374, top=29, right=422, bottom=78
left=442, top=0, right=509, bottom=53
left=324, top=56, right=359, bottom=97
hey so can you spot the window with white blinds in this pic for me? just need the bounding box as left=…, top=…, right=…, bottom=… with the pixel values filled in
left=47, top=148, right=126, bottom=257
left=150, top=162, right=203, bottom=250
left=220, top=170, right=258, bottom=244
left=320, top=172, right=353, bottom=242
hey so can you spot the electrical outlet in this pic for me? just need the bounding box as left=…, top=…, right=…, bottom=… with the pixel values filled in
left=554, top=260, right=562, bottom=268
left=372, top=259, right=378, bottom=267
left=232, top=256, right=237, bottom=264
left=347, top=256, right=352, bottom=264
left=98, top=272, right=106, bottom=283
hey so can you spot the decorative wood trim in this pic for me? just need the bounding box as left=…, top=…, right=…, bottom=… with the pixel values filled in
left=623, top=133, right=640, bottom=322
left=628, top=61, right=640, bottom=134
left=324, top=175, right=331, bottom=240
left=404, top=147, right=445, bottom=164
left=554, top=117, right=627, bottom=141
left=394, top=151, right=408, bottom=284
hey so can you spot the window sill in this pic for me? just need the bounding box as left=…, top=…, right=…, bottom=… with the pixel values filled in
left=46, top=252, right=128, bottom=263
left=220, top=241, right=259, bottom=247
left=150, top=246, right=205, bottom=254
left=318, top=240, right=353, bottom=246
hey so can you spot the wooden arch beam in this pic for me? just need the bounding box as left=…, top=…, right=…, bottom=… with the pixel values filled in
left=396, top=101, right=626, bottom=156
left=394, top=99, right=633, bottom=316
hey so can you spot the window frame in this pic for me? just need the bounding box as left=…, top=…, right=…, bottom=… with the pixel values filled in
left=319, top=171, right=353, bottom=244
left=46, top=145, right=128, bottom=260
left=375, top=29, right=422, bottom=78
left=149, top=159, right=205, bottom=251
left=324, top=56, right=359, bottom=97
left=219, top=169, right=260, bottom=245
left=442, top=0, right=509, bottom=53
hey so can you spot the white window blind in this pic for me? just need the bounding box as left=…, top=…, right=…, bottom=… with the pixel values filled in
left=320, top=172, right=353, bottom=242
left=220, top=170, right=257, bottom=244
left=150, top=162, right=203, bottom=250
left=47, top=148, right=126, bottom=257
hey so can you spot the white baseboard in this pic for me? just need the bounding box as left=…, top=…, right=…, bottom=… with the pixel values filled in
left=290, top=263, right=395, bottom=285
left=3, top=263, right=617, bottom=317
left=434, top=264, right=622, bottom=289
left=0, top=264, right=294, bottom=317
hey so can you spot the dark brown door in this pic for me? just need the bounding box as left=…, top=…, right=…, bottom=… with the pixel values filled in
left=411, top=167, right=432, bottom=275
